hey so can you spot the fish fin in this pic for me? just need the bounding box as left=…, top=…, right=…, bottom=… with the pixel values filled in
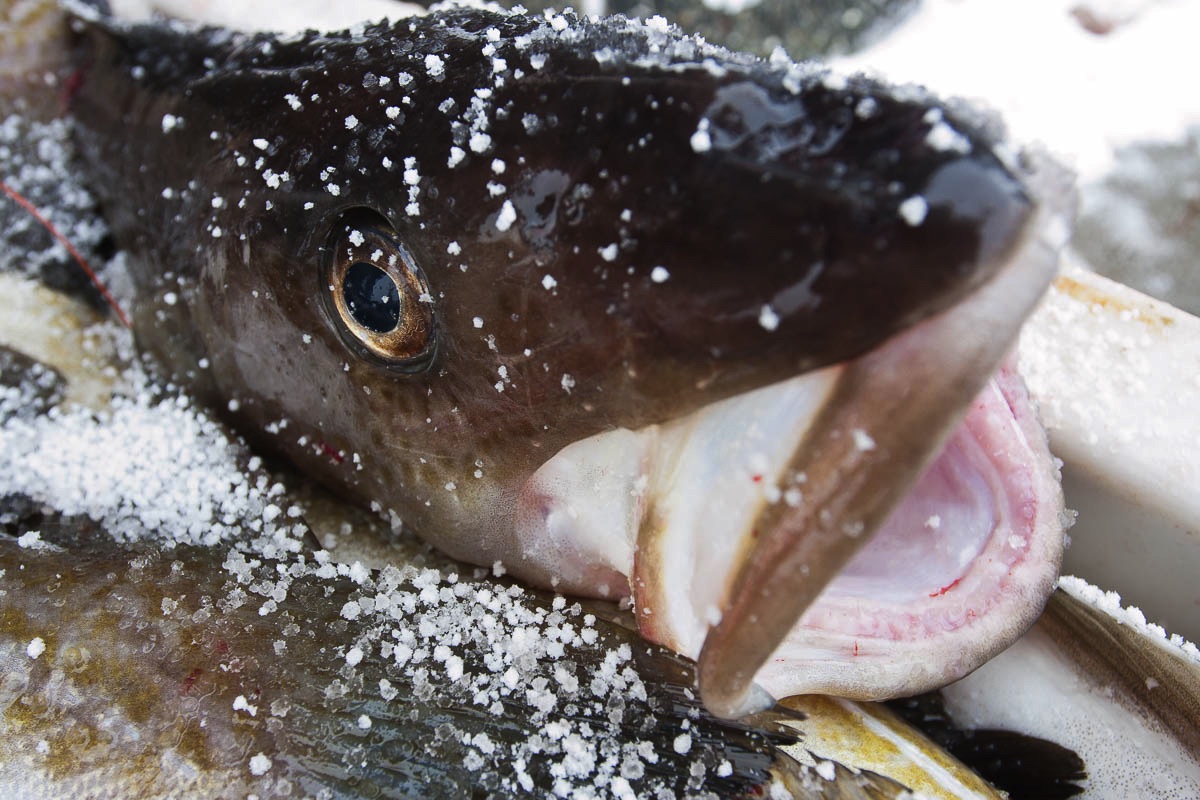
left=889, top=692, right=1086, bottom=800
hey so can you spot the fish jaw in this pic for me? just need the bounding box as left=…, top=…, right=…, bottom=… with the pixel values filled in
left=514, top=153, right=1072, bottom=715
left=515, top=367, right=1065, bottom=707
left=751, top=365, right=1065, bottom=700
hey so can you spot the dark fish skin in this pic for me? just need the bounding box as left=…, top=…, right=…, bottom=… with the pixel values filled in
left=67, top=6, right=1036, bottom=589
left=0, top=495, right=918, bottom=800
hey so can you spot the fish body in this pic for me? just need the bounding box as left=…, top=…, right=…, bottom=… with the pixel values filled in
left=0, top=497, right=802, bottom=799
left=67, top=4, right=1071, bottom=713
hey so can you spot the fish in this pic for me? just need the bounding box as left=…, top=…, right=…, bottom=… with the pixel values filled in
left=0, top=283, right=1044, bottom=799
left=64, top=1, right=1074, bottom=717
left=0, top=493, right=812, bottom=799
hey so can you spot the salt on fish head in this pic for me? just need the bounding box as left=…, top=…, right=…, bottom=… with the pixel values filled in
left=69, top=5, right=1073, bottom=717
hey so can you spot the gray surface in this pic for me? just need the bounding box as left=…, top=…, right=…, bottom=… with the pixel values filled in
left=1076, top=129, right=1200, bottom=317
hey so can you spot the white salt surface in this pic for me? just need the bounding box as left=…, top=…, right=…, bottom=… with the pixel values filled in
left=837, top=0, right=1200, bottom=179
left=0, top=370, right=308, bottom=554
left=1057, top=574, right=1200, bottom=664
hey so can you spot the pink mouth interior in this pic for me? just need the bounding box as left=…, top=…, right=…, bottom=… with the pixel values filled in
left=796, top=367, right=1053, bottom=641
left=827, top=428, right=1002, bottom=605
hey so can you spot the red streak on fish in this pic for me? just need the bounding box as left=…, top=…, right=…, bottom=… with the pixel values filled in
left=181, top=667, right=204, bottom=693
left=59, top=68, right=87, bottom=114
left=0, top=179, right=131, bottom=328
left=318, top=441, right=345, bottom=465
left=929, top=577, right=964, bottom=598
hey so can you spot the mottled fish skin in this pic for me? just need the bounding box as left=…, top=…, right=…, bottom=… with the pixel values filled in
left=0, top=0, right=70, bottom=119
left=0, top=496, right=923, bottom=800
left=67, top=6, right=1035, bottom=589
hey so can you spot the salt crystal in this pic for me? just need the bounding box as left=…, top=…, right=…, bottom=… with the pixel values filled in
left=233, top=695, right=258, bottom=716
left=341, top=600, right=362, bottom=620
left=852, top=429, right=876, bottom=451
left=469, top=132, right=492, bottom=154
left=926, top=120, right=971, bottom=154
left=248, top=753, right=272, bottom=776
left=495, top=200, right=517, bottom=232
left=899, top=195, right=928, bottom=226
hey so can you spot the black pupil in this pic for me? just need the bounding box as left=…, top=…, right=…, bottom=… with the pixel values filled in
left=343, top=262, right=401, bottom=333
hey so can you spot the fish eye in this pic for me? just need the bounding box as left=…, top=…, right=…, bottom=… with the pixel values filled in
left=324, top=211, right=436, bottom=370
left=343, top=262, right=401, bottom=333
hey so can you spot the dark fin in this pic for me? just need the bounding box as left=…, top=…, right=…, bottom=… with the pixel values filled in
left=889, top=693, right=1087, bottom=800
left=951, top=729, right=1087, bottom=800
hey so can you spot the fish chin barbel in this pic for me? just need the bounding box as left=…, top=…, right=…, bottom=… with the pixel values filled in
left=68, top=6, right=1073, bottom=718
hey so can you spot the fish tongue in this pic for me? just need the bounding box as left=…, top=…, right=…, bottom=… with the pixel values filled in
left=696, top=156, right=1073, bottom=718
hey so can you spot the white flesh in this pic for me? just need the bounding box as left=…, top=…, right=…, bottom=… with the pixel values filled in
left=941, top=576, right=1200, bottom=800
left=1019, top=259, right=1200, bottom=643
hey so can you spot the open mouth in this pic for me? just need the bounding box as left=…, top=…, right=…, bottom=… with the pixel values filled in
left=515, top=152, right=1073, bottom=717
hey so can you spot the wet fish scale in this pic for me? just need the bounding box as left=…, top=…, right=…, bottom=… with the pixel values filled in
left=0, top=499, right=849, bottom=799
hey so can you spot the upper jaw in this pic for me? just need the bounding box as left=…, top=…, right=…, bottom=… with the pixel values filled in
left=515, top=151, right=1075, bottom=717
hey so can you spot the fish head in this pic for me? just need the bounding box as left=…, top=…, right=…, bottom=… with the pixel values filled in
left=71, top=8, right=1072, bottom=716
